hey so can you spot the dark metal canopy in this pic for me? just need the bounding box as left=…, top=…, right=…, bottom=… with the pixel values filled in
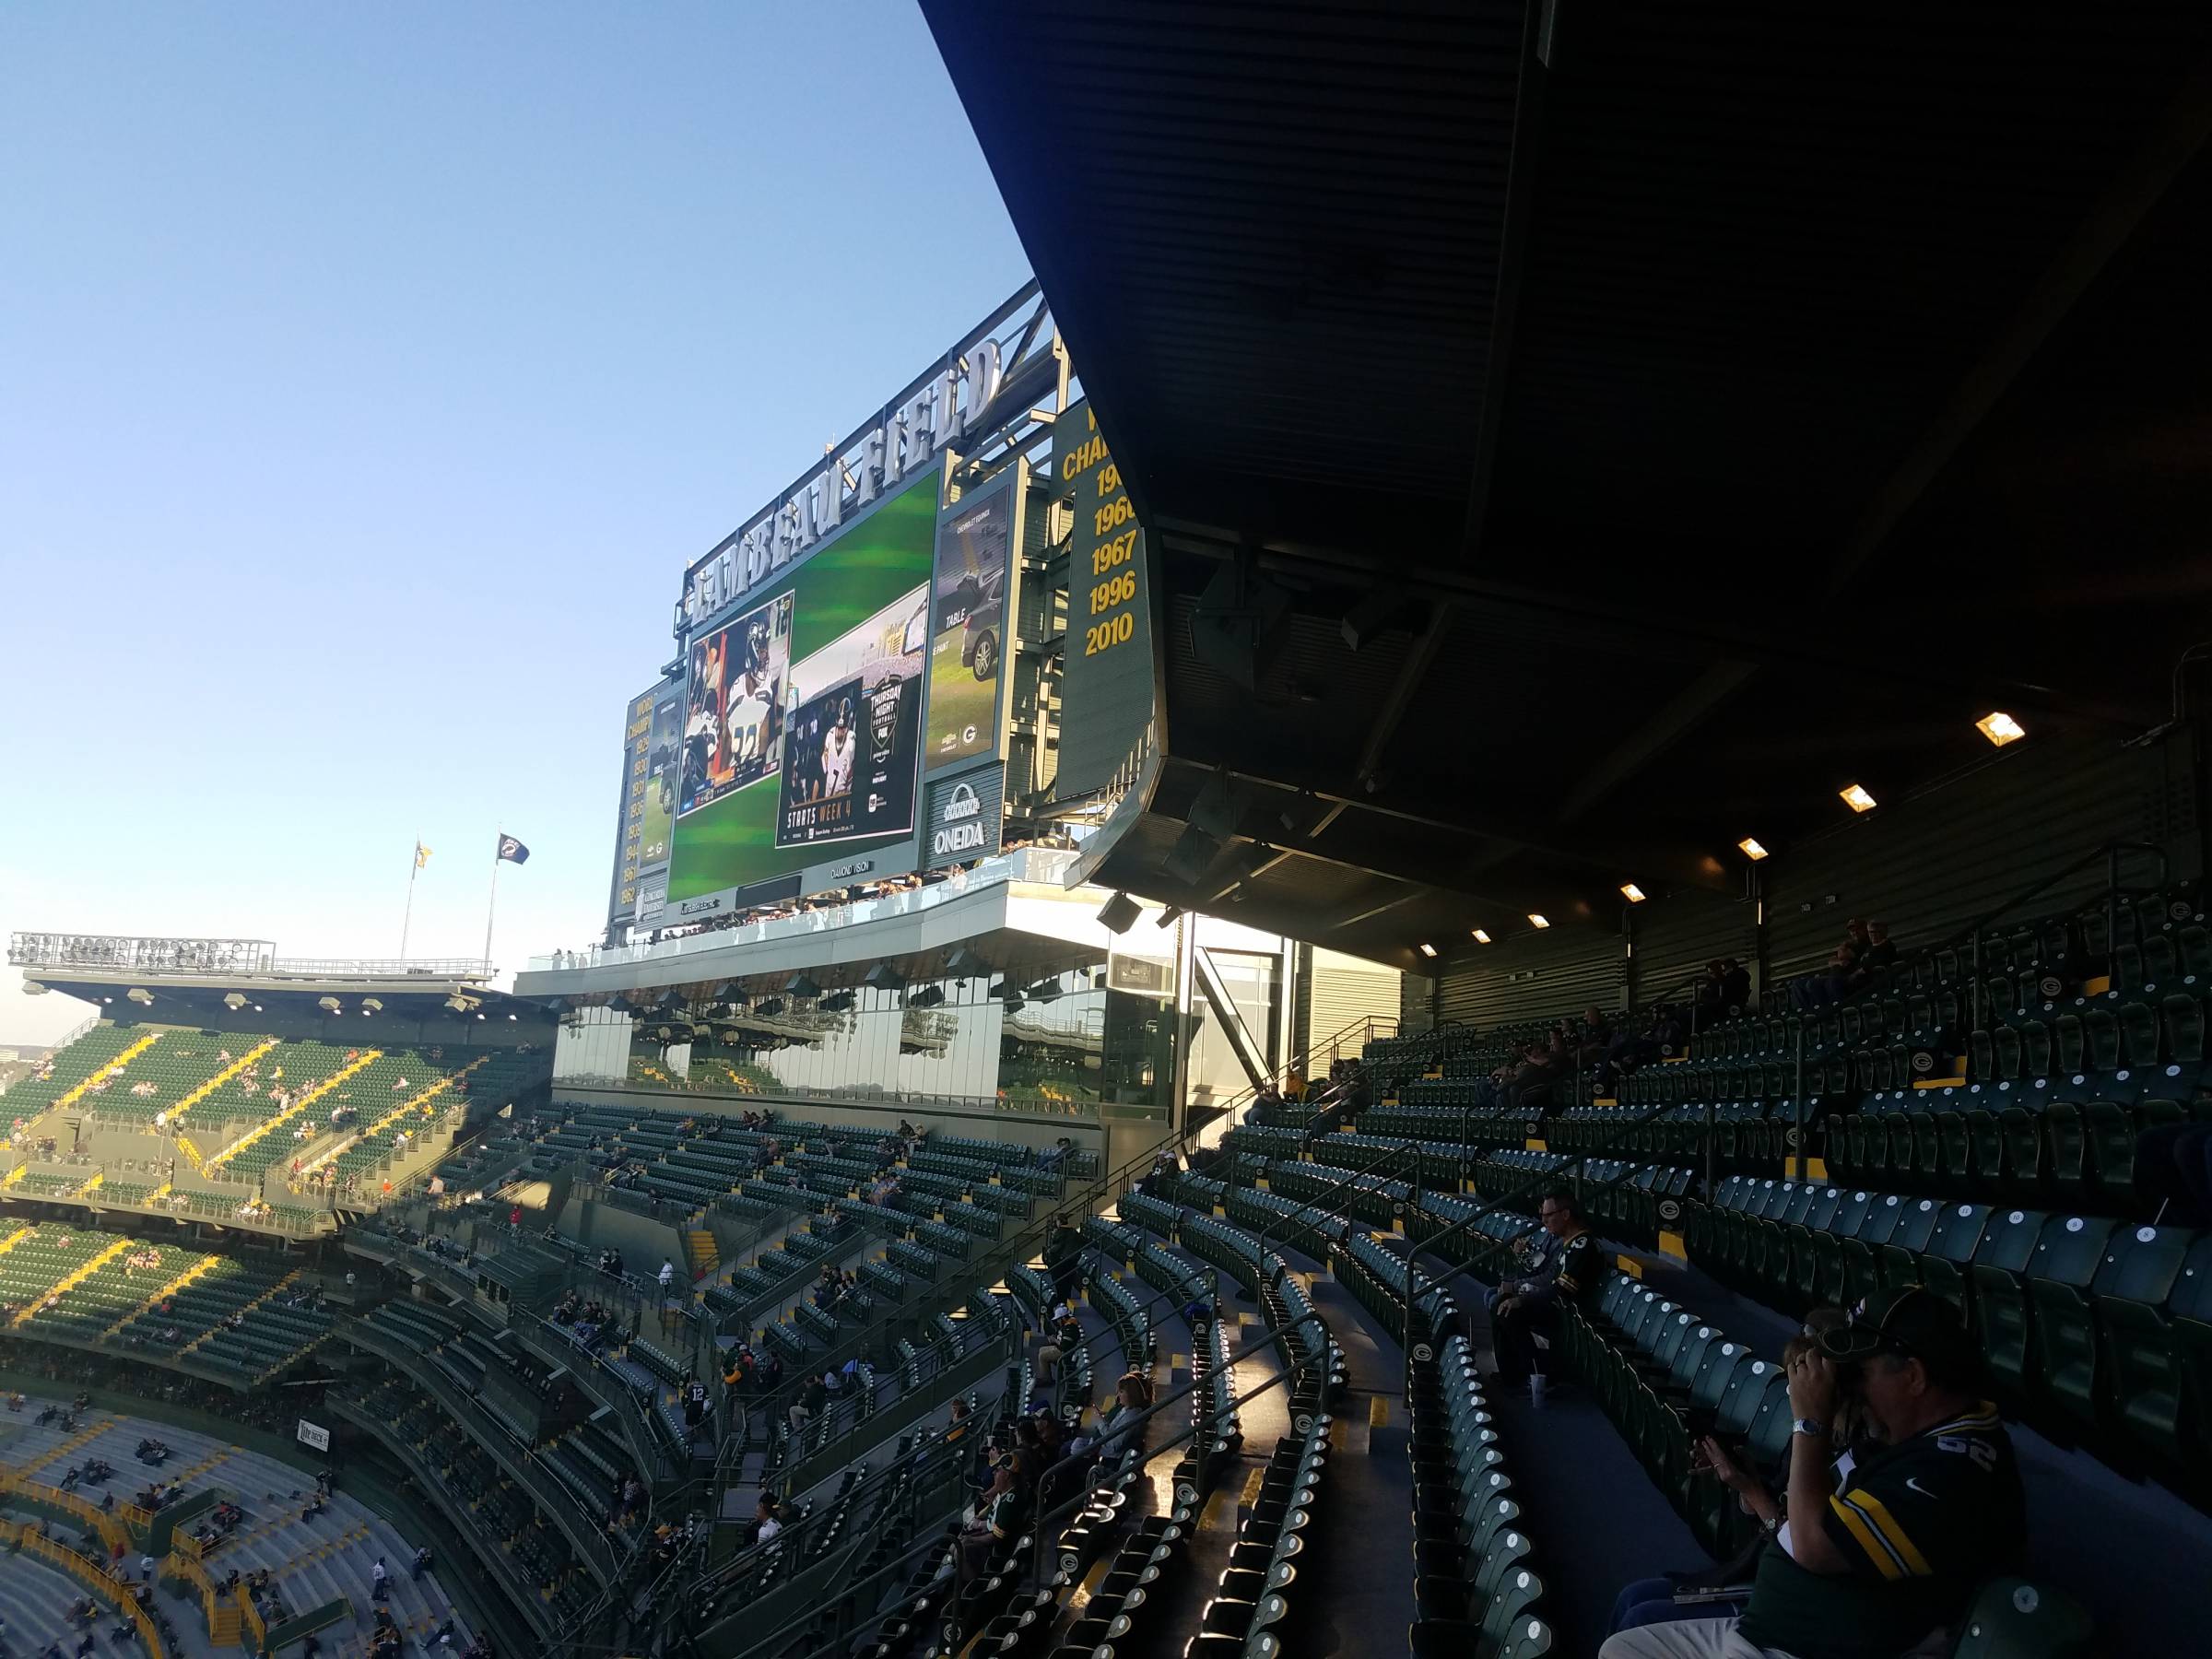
left=924, top=0, right=2212, bottom=967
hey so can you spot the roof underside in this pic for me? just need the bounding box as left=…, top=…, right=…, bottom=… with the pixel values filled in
left=924, top=0, right=2212, bottom=967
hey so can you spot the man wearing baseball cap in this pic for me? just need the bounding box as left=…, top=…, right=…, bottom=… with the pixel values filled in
left=1600, top=1288, right=2025, bottom=1659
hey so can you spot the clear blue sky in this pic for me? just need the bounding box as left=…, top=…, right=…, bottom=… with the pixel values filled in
left=0, top=3, right=1031, bottom=1044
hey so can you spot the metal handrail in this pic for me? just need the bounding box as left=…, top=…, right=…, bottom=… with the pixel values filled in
left=700, top=1300, right=1328, bottom=1659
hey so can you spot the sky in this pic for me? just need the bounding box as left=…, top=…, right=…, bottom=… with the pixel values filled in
left=0, top=4, right=1031, bottom=1046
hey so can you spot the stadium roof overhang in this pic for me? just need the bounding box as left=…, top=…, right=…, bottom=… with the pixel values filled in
left=20, top=970, right=552, bottom=1030
left=924, top=0, right=2212, bottom=968
left=513, top=874, right=1113, bottom=1006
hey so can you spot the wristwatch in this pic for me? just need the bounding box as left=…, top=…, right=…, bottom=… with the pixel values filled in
left=1792, top=1418, right=1829, bottom=1438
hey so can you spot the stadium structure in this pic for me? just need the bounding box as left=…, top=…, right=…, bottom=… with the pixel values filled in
left=9, top=7, right=2212, bottom=1659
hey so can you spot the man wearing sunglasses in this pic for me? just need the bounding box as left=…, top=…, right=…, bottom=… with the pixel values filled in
left=1600, top=1288, right=2024, bottom=1659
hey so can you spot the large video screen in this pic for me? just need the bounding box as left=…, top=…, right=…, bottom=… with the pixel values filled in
left=922, top=466, right=1021, bottom=772
left=666, top=467, right=939, bottom=904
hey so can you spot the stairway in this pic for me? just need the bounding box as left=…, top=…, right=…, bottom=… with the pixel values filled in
left=100, top=1253, right=223, bottom=1342
left=7, top=1237, right=133, bottom=1329
left=46, top=1030, right=163, bottom=1114
left=312, top=1055, right=488, bottom=1173
left=210, top=1047, right=386, bottom=1167
left=170, top=1036, right=282, bottom=1129
left=685, top=1228, right=721, bottom=1277
left=179, top=1269, right=300, bottom=1357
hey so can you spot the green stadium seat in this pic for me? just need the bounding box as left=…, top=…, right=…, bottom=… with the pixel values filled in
left=1944, top=1578, right=2094, bottom=1659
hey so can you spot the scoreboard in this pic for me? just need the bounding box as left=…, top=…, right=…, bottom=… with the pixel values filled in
left=1054, top=398, right=1157, bottom=795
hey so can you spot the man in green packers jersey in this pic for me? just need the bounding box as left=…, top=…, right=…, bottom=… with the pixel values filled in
left=1488, top=1189, right=1609, bottom=1389
left=1599, top=1288, right=2026, bottom=1659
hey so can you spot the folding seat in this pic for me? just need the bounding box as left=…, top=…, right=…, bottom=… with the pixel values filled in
left=1809, top=1188, right=1870, bottom=1306
left=2083, top=1097, right=2192, bottom=1208
left=2160, top=994, right=2206, bottom=1086
left=1689, top=1360, right=1785, bottom=1557
left=2089, top=1231, right=2212, bottom=1494
left=1899, top=1098, right=1947, bottom=1191
left=1877, top=1196, right=1947, bottom=1298
left=2041, top=1093, right=2090, bottom=1208
left=2116, top=999, right=2161, bottom=1071
left=1962, top=1206, right=2053, bottom=1400
left=1970, top=1088, right=2042, bottom=1202
left=1913, top=1201, right=1993, bottom=1315
left=1942, top=1576, right=2094, bottom=1659
left=1783, top=1186, right=1842, bottom=1307
left=2178, top=923, right=2212, bottom=980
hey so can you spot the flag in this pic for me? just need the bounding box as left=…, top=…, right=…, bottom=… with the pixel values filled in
left=414, top=841, right=432, bottom=870
left=497, top=834, right=531, bottom=865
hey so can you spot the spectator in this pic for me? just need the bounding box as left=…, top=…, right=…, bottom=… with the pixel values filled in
left=954, top=1456, right=1029, bottom=1585
left=658, top=1259, right=676, bottom=1298
left=749, top=1492, right=782, bottom=1547
left=1486, top=1190, right=1608, bottom=1391
left=1042, top=1218, right=1084, bottom=1304
left=1857, top=921, right=1897, bottom=977
left=1092, top=1371, right=1153, bottom=1468
left=1608, top=1312, right=1874, bottom=1634
left=1598, top=1288, right=2024, bottom=1659
left=1720, top=959, right=1751, bottom=1012
left=1034, top=1304, right=1082, bottom=1388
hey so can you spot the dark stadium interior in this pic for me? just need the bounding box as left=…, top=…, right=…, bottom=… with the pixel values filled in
left=9, top=8, right=2212, bottom=1659
left=924, top=0, right=2212, bottom=967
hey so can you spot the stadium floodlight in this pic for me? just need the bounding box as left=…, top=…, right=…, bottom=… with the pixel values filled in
left=1839, top=784, right=1877, bottom=814
left=126, top=987, right=153, bottom=1006
left=1737, top=837, right=1770, bottom=862
left=863, top=962, right=907, bottom=991
left=1417, top=943, right=1438, bottom=959
left=1620, top=884, right=1647, bottom=903
left=318, top=995, right=342, bottom=1014
left=444, top=992, right=481, bottom=1014
left=1976, top=711, right=2027, bottom=747
left=1471, top=929, right=1492, bottom=944
left=1527, top=914, right=1551, bottom=929
left=1096, top=892, right=1142, bottom=935
left=361, top=997, right=384, bottom=1014
left=785, top=974, right=822, bottom=1000
left=223, top=992, right=248, bottom=1011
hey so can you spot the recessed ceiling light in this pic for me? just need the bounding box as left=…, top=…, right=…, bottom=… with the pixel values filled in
left=1839, top=783, right=1877, bottom=814
left=1471, top=929, right=1491, bottom=944
left=1619, top=883, right=1646, bottom=903
left=1976, top=712, right=2026, bottom=747
left=1527, top=913, right=1550, bottom=929
left=1417, top=942, right=1438, bottom=958
left=1738, top=838, right=1769, bottom=861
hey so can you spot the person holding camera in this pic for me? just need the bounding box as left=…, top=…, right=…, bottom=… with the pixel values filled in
left=1610, top=1312, right=1874, bottom=1633
left=1599, top=1288, right=2025, bottom=1659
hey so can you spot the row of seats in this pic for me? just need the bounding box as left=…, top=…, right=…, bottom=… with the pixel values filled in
left=1690, top=1177, right=2212, bottom=1498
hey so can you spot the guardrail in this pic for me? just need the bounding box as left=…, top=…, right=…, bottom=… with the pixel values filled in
left=2, top=1521, right=168, bottom=1656
left=529, top=847, right=1080, bottom=973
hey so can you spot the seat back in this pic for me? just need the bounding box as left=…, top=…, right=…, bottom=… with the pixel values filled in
left=1944, top=1577, right=2094, bottom=1659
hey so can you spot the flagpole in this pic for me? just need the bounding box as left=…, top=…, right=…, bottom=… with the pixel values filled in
left=483, top=831, right=502, bottom=974
left=401, top=835, right=421, bottom=960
